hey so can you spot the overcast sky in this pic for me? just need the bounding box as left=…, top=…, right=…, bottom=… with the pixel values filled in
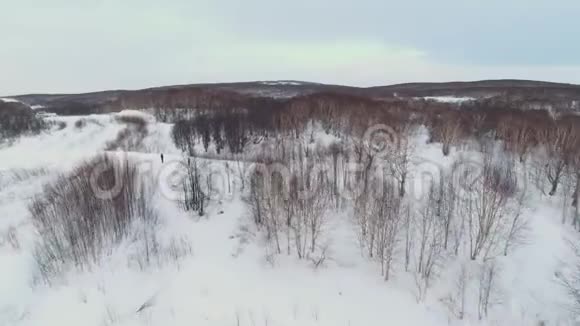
left=1, top=0, right=580, bottom=95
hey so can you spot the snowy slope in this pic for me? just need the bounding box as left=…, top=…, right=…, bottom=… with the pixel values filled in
left=0, top=112, right=578, bottom=326
left=0, top=98, right=21, bottom=103
left=416, top=96, right=476, bottom=103
left=0, top=115, right=122, bottom=171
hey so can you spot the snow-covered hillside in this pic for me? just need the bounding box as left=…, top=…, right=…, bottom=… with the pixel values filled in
left=416, top=96, right=476, bottom=103
left=0, top=111, right=578, bottom=326
left=0, top=98, right=21, bottom=103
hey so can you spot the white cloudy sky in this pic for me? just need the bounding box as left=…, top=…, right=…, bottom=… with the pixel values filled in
left=1, top=0, right=580, bottom=95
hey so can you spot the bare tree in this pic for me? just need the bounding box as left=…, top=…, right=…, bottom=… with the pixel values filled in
left=235, top=153, right=247, bottom=191
left=557, top=240, right=580, bottom=317
left=402, top=204, right=413, bottom=272
left=182, top=157, right=206, bottom=216
left=329, top=141, right=344, bottom=209
left=287, top=144, right=331, bottom=259
left=414, top=185, right=445, bottom=301
left=571, top=156, right=580, bottom=229
left=389, top=125, right=414, bottom=197
left=503, top=190, right=529, bottom=256
left=538, top=122, right=580, bottom=196
left=477, top=260, right=501, bottom=320
left=442, top=262, right=470, bottom=320
left=373, top=181, right=402, bottom=281
left=436, top=171, right=456, bottom=250
left=248, top=142, right=331, bottom=260
left=247, top=164, right=287, bottom=254
left=498, top=116, right=534, bottom=163
left=435, top=112, right=463, bottom=156
left=460, top=152, right=514, bottom=260
left=353, top=149, right=382, bottom=258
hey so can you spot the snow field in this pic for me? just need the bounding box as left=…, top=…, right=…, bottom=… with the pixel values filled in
left=0, top=111, right=577, bottom=325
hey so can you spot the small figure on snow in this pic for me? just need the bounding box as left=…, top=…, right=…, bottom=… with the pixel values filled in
left=160, top=153, right=164, bottom=164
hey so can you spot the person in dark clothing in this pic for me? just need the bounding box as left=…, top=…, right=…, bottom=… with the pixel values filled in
left=160, top=153, right=164, bottom=163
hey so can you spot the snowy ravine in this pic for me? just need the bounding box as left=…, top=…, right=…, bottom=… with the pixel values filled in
left=0, top=111, right=577, bottom=326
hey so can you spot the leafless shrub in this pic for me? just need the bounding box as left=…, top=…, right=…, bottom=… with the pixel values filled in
left=115, top=114, right=148, bottom=127
left=103, top=305, right=121, bottom=326
left=354, top=173, right=403, bottom=281
left=182, top=157, right=207, bottom=216
left=52, top=120, right=67, bottom=130
left=402, top=204, right=413, bottom=272
left=431, top=111, right=464, bottom=156
left=0, top=101, right=48, bottom=142
left=569, top=167, right=580, bottom=230
left=413, top=185, right=445, bottom=301
left=105, top=128, right=132, bottom=150
left=457, top=151, right=520, bottom=260
left=165, top=237, right=193, bottom=264
left=477, top=260, right=502, bottom=320
left=30, top=154, right=159, bottom=283
left=529, top=152, right=551, bottom=195
left=483, top=155, right=518, bottom=198
left=557, top=240, right=580, bottom=318
left=375, top=188, right=402, bottom=281
left=440, top=259, right=501, bottom=321
left=387, top=125, right=415, bottom=197
left=287, top=165, right=331, bottom=259
left=497, top=117, right=534, bottom=163
left=434, top=171, right=456, bottom=251
left=328, top=140, right=344, bottom=209
left=441, top=262, right=470, bottom=320
left=74, top=118, right=87, bottom=129
left=247, top=165, right=286, bottom=255
left=0, top=226, right=20, bottom=250
left=9, top=167, right=50, bottom=184
left=129, top=231, right=193, bottom=271
left=246, top=142, right=331, bottom=260
left=503, top=190, right=530, bottom=256
left=105, top=115, right=149, bottom=151
left=352, top=155, right=386, bottom=258
left=538, top=122, right=580, bottom=196
left=309, top=244, right=329, bottom=269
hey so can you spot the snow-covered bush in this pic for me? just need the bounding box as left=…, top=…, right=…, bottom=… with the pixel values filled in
left=29, top=154, right=159, bottom=283
left=74, top=118, right=87, bottom=129
left=0, top=100, right=48, bottom=142
left=105, top=113, right=149, bottom=151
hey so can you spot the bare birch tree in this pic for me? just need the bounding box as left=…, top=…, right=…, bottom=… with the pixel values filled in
left=414, top=184, right=445, bottom=301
